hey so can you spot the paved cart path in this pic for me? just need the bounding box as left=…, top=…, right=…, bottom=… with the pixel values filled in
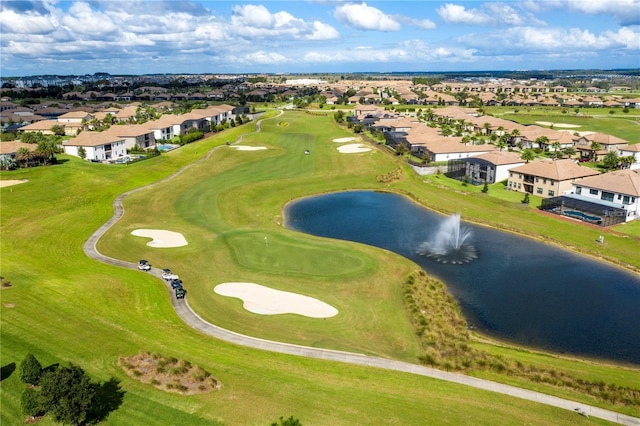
left=83, top=113, right=639, bottom=426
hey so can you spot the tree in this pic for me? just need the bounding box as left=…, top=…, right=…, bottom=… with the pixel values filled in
left=481, top=182, right=489, bottom=193
left=20, top=353, right=43, bottom=385
left=563, top=146, right=576, bottom=158
left=78, top=146, right=87, bottom=160
left=36, top=139, right=62, bottom=165
left=535, top=136, right=549, bottom=151
left=551, top=141, right=561, bottom=153
left=0, top=154, right=18, bottom=170
left=620, top=155, right=636, bottom=169
left=590, top=141, right=601, bottom=161
left=39, top=364, right=96, bottom=426
left=603, top=150, right=619, bottom=170
left=50, top=124, right=66, bottom=136
left=495, top=139, right=507, bottom=152
left=21, top=387, right=44, bottom=418
left=16, top=146, right=34, bottom=168
left=522, top=193, right=530, bottom=204
left=521, top=149, right=535, bottom=163
left=271, top=415, right=302, bottom=426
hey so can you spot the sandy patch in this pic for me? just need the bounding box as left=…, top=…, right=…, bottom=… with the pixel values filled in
left=131, top=229, right=188, bottom=248
left=229, top=146, right=267, bottom=151
left=535, top=121, right=581, bottom=128
left=0, top=179, right=28, bottom=188
left=332, top=137, right=356, bottom=143
left=214, top=282, right=338, bottom=318
left=337, top=144, right=371, bottom=154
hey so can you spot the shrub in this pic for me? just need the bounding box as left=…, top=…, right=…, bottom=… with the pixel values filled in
left=20, top=353, right=43, bottom=386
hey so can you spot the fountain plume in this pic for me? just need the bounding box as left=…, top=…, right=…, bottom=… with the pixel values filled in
left=417, top=213, right=477, bottom=264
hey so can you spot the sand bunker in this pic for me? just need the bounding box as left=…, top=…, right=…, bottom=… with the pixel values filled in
left=229, top=146, right=267, bottom=151
left=337, top=144, right=371, bottom=153
left=214, top=282, right=338, bottom=318
left=0, top=179, right=28, bottom=188
left=332, top=137, right=356, bottom=143
left=131, top=229, right=188, bottom=248
left=535, top=121, right=581, bottom=128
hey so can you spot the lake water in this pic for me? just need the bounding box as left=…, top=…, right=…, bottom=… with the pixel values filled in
left=284, top=190, right=640, bottom=365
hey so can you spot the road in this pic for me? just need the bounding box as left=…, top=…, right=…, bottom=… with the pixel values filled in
left=83, top=115, right=639, bottom=426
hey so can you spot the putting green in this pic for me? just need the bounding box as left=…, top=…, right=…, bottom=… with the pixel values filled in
left=223, top=231, right=370, bottom=277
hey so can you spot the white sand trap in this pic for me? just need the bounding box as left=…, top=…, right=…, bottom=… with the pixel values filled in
left=535, top=121, right=581, bottom=128
left=131, top=229, right=188, bottom=248
left=214, top=282, right=338, bottom=318
left=0, top=179, right=28, bottom=188
left=332, top=137, right=356, bottom=143
left=229, top=146, right=267, bottom=151
left=337, top=143, right=371, bottom=153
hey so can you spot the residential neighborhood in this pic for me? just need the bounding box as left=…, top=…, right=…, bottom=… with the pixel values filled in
left=2, top=74, right=639, bottom=226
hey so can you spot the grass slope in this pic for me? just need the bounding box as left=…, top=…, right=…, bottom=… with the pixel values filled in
left=1, top=111, right=637, bottom=424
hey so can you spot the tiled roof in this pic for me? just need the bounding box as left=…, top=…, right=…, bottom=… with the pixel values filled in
left=510, top=159, right=600, bottom=180
left=468, top=151, right=524, bottom=165
left=62, top=131, right=124, bottom=147
left=0, top=141, right=37, bottom=154
left=573, top=169, right=640, bottom=196
left=104, top=124, right=153, bottom=137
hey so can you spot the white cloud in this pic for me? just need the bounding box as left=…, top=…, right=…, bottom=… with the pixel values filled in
left=457, top=26, right=640, bottom=55
left=565, top=0, right=640, bottom=25
left=334, top=2, right=401, bottom=31
left=604, top=27, right=640, bottom=49
left=436, top=2, right=537, bottom=26
left=231, top=4, right=275, bottom=28
left=397, top=16, right=436, bottom=30
left=308, top=21, right=341, bottom=40
left=437, top=3, right=492, bottom=24
left=484, top=3, right=525, bottom=25
left=302, top=39, right=477, bottom=65
left=0, top=9, right=57, bottom=34
left=237, top=51, right=289, bottom=65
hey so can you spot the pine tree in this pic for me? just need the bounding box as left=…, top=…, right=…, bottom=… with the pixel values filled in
left=20, top=353, right=43, bottom=386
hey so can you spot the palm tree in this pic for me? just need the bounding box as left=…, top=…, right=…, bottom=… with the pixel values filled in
left=16, top=147, right=33, bottom=168
left=551, top=141, right=561, bottom=153
left=603, top=150, right=619, bottom=170
left=36, top=139, right=62, bottom=165
left=495, top=139, right=507, bottom=152
left=535, top=136, right=550, bottom=151
left=563, top=146, right=576, bottom=159
left=521, top=148, right=535, bottom=163
left=620, top=155, right=635, bottom=169
left=590, top=141, right=601, bottom=161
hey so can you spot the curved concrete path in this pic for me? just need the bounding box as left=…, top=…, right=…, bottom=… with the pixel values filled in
left=83, top=114, right=639, bottom=426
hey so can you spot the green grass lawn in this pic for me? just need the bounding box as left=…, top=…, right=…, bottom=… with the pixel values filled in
left=485, top=106, right=640, bottom=143
left=1, top=110, right=638, bottom=425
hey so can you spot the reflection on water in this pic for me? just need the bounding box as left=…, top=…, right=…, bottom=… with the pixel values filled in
left=285, top=191, right=640, bottom=365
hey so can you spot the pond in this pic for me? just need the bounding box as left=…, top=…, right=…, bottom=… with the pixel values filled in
left=284, top=190, right=640, bottom=365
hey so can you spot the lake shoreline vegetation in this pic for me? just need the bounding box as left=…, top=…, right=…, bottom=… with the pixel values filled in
left=2, top=93, right=639, bottom=424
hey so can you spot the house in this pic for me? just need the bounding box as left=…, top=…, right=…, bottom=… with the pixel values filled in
left=404, top=130, right=496, bottom=161
left=0, top=140, right=37, bottom=158
left=57, top=110, right=93, bottom=135
left=566, top=169, right=640, bottom=222
left=619, top=144, right=640, bottom=170
left=16, top=119, right=60, bottom=135
left=62, top=131, right=126, bottom=161
left=507, top=159, right=600, bottom=197
left=456, top=151, right=525, bottom=184
left=144, top=114, right=184, bottom=141
left=104, top=125, right=156, bottom=149
left=573, top=133, right=629, bottom=161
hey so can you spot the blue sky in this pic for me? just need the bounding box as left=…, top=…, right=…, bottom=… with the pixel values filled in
left=1, top=0, right=639, bottom=76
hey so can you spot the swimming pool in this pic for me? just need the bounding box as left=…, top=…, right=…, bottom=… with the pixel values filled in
left=563, top=210, right=602, bottom=222
left=157, top=144, right=179, bottom=152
